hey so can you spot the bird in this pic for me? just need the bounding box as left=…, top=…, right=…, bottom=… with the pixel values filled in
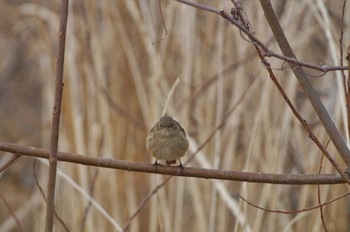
left=146, top=115, right=189, bottom=168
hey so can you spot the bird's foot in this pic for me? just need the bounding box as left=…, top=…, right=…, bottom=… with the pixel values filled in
left=177, top=159, right=184, bottom=175
left=153, top=160, right=160, bottom=171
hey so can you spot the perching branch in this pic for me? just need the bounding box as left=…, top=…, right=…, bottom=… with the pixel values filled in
left=0, top=141, right=346, bottom=185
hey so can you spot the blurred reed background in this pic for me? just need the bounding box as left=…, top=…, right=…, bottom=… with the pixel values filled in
left=0, top=0, right=349, bottom=231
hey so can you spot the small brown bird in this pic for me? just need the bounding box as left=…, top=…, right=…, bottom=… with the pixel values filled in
left=146, top=116, right=189, bottom=167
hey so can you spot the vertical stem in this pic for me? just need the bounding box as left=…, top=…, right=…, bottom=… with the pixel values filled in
left=339, top=0, right=349, bottom=139
left=45, top=1, right=69, bottom=231
left=259, top=0, right=350, bottom=168
left=347, top=44, right=350, bottom=141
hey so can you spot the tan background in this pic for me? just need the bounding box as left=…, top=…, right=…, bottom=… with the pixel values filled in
left=0, top=0, right=349, bottom=231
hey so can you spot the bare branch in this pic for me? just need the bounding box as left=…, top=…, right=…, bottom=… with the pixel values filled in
left=0, top=154, right=21, bottom=173
left=46, top=0, right=69, bottom=231
left=0, top=141, right=346, bottom=185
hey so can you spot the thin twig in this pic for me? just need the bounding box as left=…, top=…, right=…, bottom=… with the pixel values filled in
left=79, top=168, right=99, bottom=232
left=237, top=190, right=350, bottom=214
left=0, top=192, right=27, bottom=232
left=317, top=156, right=328, bottom=232
left=45, top=0, right=69, bottom=231
left=100, top=86, right=146, bottom=131
left=123, top=175, right=172, bottom=231
left=33, top=159, right=47, bottom=201
left=152, top=0, right=168, bottom=45
left=33, top=159, right=70, bottom=232
left=340, top=0, right=347, bottom=97
left=317, top=139, right=330, bottom=232
left=180, top=51, right=256, bottom=108
left=0, top=153, right=21, bottom=173
left=339, top=0, right=347, bottom=88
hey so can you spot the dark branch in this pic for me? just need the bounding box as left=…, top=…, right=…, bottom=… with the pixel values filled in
left=46, top=0, right=69, bottom=231
left=0, top=141, right=346, bottom=185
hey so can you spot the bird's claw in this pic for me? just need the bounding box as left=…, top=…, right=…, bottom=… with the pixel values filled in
left=153, top=160, right=160, bottom=171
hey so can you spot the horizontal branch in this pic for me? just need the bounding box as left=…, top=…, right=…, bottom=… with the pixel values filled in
left=0, top=141, right=346, bottom=185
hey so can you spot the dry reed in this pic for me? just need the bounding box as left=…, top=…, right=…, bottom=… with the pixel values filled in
left=0, top=0, right=349, bottom=231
